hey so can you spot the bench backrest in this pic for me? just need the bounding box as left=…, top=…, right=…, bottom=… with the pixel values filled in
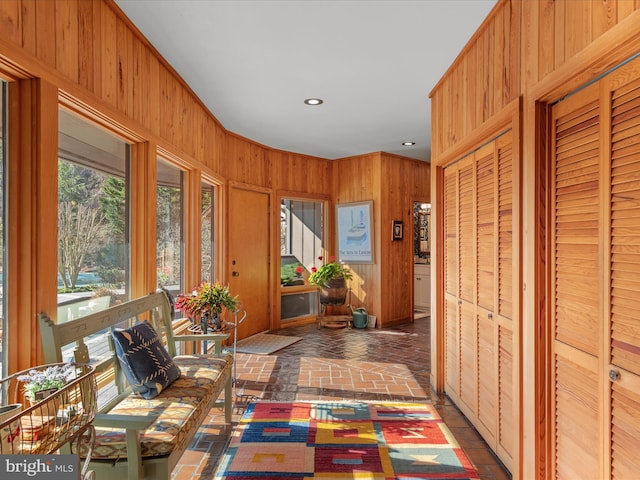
left=39, top=291, right=175, bottom=410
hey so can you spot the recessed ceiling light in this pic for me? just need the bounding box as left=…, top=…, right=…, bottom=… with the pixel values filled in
left=402, top=141, right=415, bottom=146
left=304, top=98, right=323, bottom=105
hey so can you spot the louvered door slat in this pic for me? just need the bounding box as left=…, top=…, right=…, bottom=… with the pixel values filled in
left=553, top=91, right=600, bottom=356
left=459, top=159, right=474, bottom=302
left=551, top=82, right=602, bottom=478
left=444, top=166, right=458, bottom=296
left=476, top=150, right=495, bottom=310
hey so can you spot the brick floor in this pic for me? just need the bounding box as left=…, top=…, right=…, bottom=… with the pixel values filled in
left=171, top=317, right=511, bottom=480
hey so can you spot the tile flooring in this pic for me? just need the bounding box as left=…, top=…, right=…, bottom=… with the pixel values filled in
left=172, top=317, right=511, bottom=480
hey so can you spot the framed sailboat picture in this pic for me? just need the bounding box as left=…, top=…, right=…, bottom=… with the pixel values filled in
left=336, top=201, right=374, bottom=264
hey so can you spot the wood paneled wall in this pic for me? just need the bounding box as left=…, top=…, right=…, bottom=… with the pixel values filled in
left=0, top=0, right=430, bottom=369
left=430, top=0, right=520, bottom=159
left=333, top=152, right=429, bottom=327
left=0, top=0, right=335, bottom=194
left=430, top=1, right=640, bottom=478
left=430, top=0, right=640, bottom=160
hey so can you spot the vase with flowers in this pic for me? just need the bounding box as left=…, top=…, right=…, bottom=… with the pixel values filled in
left=17, top=364, right=74, bottom=405
left=309, top=256, right=352, bottom=305
left=175, top=282, right=239, bottom=332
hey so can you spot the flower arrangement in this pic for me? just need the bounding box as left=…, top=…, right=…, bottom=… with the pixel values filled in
left=18, top=364, right=74, bottom=401
left=308, top=256, right=352, bottom=287
left=175, top=281, right=239, bottom=318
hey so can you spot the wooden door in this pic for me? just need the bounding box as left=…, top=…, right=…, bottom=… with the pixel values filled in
left=442, top=133, right=517, bottom=472
left=550, top=56, right=640, bottom=479
left=495, top=132, right=515, bottom=467
left=551, top=81, right=602, bottom=479
left=444, top=159, right=462, bottom=399
left=605, top=67, right=640, bottom=480
left=228, top=186, right=270, bottom=340
left=476, top=143, right=497, bottom=447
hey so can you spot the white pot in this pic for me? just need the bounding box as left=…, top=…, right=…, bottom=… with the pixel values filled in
left=0, top=403, right=22, bottom=454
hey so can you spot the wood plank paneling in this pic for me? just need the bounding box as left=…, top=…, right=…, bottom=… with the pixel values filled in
left=0, top=0, right=428, bottom=365
left=430, top=0, right=520, bottom=158
left=430, top=0, right=640, bottom=159
left=0, top=0, right=21, bottom=46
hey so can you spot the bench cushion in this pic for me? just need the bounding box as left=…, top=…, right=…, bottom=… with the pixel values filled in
left=90, top=353, right=232, bottom=460
left=112, top=322, right=181, bottom=399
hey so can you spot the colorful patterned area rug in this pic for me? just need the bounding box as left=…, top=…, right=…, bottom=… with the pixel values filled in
left=214, top=401, right=480, bottom=479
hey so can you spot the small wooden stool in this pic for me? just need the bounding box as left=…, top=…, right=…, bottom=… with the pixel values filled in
left=317, top=314, right=352, bottom=329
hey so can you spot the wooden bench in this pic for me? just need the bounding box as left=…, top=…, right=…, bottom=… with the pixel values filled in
left=39, top=291, right=233, bottom=480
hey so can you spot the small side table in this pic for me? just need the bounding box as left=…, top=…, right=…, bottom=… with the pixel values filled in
left=185, top=324, right=230, bottom=353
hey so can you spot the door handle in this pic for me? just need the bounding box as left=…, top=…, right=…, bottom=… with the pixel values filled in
left=232, top=271, right=240, bottom=277
left=609, top=369, right=619, bottom=382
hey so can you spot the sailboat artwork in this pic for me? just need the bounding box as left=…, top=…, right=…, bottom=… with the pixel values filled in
left=346, top=209, right=367, bottom=243
left=337, top=201, right=374, bottom=264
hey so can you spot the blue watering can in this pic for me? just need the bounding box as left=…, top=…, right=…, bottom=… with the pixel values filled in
left=350, top=306, right=369, bottom=329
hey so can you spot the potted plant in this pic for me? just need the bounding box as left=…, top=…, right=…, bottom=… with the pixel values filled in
left=309, top=256, right=352, bottom=305
left=175, top=282, right=239, bottom=332
left=281, top=263, right=305, bottom=286
left=17, top=364, right=74, bottom=405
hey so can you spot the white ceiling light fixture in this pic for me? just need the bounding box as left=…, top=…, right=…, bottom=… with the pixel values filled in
left=304, top=98, right=324, bottom=106
left=402, top=141, right=416, bottom=146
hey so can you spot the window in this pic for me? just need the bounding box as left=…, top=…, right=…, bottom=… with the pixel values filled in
left=280, top=198, right=323, bottom=320
left=0, top=81, right=6, bottom=375
left=201, top=181, right=216, bottom=282
left=156, top=159, right=184, bottom=308
left=57, top=110, right=130, bottom=322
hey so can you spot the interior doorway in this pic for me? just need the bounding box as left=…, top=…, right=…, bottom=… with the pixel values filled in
left=413, top=201, right=431, bottom=317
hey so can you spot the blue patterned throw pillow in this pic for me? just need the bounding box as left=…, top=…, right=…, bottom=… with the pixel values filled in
left=112, top=322, right=181, bottom=399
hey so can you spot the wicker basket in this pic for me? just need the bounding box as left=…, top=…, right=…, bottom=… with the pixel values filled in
left=0, top=363, right=97, bottom=455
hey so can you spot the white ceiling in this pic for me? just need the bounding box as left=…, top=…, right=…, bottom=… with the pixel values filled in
left=114, top=0, right=496, bottom=162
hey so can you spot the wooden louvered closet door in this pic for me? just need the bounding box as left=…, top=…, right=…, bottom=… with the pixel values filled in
left=550, top=56, right=640, bottom=479
left=442, top=133, right=516, bottom=472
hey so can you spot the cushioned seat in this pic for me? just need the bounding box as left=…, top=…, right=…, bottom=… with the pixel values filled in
left=90, top=354, right=232, bottom=460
